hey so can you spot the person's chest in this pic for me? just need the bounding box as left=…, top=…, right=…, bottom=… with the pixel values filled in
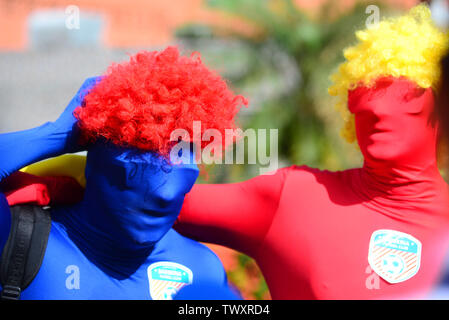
left=257, top=171, right=449, bottom=299
left=18, top=226, right=202, bottom=300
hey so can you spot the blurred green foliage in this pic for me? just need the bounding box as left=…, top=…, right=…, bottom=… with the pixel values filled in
left=175, top=0, right=396, bottom=299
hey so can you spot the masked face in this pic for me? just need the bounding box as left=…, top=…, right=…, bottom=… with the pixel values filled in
left=348, top=77, right=436, bottom=165
left=84, top=142, right=199, bottom=246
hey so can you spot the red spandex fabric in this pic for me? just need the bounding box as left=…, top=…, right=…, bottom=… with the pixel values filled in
left=177, top=78, right=449, bottom=299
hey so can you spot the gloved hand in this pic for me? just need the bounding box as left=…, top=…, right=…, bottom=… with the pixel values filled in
left=51, top=76, right=103, bottom=154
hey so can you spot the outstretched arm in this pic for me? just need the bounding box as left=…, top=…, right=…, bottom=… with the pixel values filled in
left=176, top=167, right=289, bottom=257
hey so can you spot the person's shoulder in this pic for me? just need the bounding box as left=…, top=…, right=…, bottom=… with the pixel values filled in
left=159, top=229, right=228, bottom=285
left=166, top=229, right=220, bottom=256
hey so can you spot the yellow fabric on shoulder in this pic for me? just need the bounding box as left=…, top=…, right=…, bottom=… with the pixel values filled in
left=21, top=154, right=87, bottom=187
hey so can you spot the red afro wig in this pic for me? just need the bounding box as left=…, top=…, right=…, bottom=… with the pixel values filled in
left=74, top=46, right=248, bottom=156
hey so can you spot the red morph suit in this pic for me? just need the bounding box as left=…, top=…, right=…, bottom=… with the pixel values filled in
left=176, top=77, right=449, bottom=299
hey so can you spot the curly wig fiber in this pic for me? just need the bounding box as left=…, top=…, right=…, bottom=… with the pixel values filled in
left=328, top=4, right=449, bottom=143
left=74, top=46, right=248, bottom=155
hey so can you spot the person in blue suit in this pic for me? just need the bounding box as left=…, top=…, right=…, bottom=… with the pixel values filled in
left=0, top=47, right=245, bottom=300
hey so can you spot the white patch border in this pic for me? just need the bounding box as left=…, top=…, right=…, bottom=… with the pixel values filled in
left=147, top=261, right=193, bottom=300
left=368, top=229, right=422, bottom=284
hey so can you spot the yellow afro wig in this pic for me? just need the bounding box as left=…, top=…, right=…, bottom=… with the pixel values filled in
left=328, top=4, right=449, bottom=143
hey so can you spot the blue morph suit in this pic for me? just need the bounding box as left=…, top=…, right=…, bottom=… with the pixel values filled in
left=0, top=78, right=238, bottom=300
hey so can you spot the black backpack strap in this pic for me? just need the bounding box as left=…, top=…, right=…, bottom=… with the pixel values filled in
left=0, top=205, right=51, bottom=300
